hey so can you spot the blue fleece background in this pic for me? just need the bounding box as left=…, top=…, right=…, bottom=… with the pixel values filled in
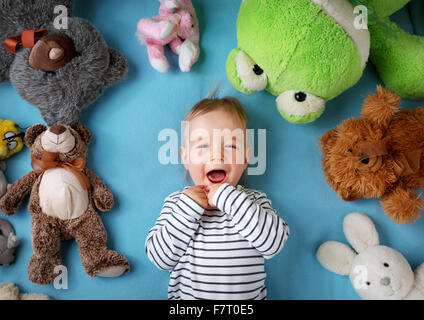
left=0, top=0, right=423, bottom=300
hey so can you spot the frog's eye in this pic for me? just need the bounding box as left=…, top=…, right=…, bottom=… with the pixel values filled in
left=235, top=51, right=267, bottom=91
left=276, top=90, right=326, bottom=124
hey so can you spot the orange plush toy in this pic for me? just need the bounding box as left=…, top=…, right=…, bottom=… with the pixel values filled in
left=320, top=86, right=424, bottom=224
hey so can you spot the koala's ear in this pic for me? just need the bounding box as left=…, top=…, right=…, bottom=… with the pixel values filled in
left=105, top=48, right=128, bottom=85
left=343, top=212, right=379, bottom=253
left=316, top=241, right=356, bottom=276
left=24, top=124, right=47, bottom=147
left=71, top=123, right=91, bottom=145
left=360, top=86, right=401, bottom=128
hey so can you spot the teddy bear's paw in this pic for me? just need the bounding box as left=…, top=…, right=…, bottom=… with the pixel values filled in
left=381, top=189, right=423, bottom=224
left=91, top=250, right=130, bottom=278
left=28, top=255, right=58, bottom=285
left=0, top=195, right=19, bottom=216
left=94, top=190, right=114, bottom=212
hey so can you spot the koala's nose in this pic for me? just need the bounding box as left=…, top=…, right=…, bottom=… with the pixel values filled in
left=380, top=277, right=391, bottom=286
left=49, top=125, right=66, bottom=135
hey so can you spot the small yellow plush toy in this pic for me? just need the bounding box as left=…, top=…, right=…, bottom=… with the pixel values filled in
left=0, top=118, right=24, bottom=160
left=0, top=119, right=24, bottom=197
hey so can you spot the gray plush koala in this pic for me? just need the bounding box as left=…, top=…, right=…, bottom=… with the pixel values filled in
left=0, top=218, right=18, bottom=266
left=0, top=0, right=128, bottom=126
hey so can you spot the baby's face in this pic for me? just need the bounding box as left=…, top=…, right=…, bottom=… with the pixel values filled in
left=181, top=108, right=250, bottom=187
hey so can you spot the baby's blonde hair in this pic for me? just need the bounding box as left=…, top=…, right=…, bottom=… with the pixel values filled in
left=184, top=96, right=248, bottom=129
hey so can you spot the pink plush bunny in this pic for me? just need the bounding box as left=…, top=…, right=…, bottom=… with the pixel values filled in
left=137, top=0, right=200, bottom=73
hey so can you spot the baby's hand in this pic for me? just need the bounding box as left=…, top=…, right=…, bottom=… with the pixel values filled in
left=205, top=183, right=224, bottom=208
left=184, top=185, right=209, bottom=209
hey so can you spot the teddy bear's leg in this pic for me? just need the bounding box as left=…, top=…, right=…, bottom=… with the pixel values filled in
left=146, top=43, right=170, bottom=73
left=72, top=208, right=129, bottom=278
left=368, top=19, right=424, bottom=100
left=380, top=185, right=423, bottom=224
left=137, top=17, right=176, bottom=40
left=28, top=215, right=62, bottom=285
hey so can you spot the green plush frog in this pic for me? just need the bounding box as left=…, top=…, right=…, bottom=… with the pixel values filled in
left=226, top=0, right=424, bottom=124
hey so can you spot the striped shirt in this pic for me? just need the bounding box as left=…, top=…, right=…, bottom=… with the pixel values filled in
left=145, top=183, right=290, bottom=300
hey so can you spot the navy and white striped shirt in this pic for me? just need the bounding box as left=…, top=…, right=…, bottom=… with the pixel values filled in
left=145, top=183, right=290, bottom=300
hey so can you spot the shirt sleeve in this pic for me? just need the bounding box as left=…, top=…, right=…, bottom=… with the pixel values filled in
left=212, top=183, right=290, bottom=259
left=145, top=191, right=204, bottom=270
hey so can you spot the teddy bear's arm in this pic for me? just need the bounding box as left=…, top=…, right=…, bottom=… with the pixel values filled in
left=84, top=168, right=114, bottom=212
left=380, top=184, right=423, bottom=224
left=0, top=171, right=40, bottom=216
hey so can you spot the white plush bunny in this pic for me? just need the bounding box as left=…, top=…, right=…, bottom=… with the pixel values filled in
left=316, top=212, right=424, bottom=300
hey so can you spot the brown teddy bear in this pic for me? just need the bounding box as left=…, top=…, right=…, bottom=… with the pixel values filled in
left=0, top=123, right=130, bottom=284
left=320, top=86, right=424, bottom=224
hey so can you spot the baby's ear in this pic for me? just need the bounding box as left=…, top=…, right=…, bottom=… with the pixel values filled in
left=360, top=86, right=400, bottom=128
left=316, top=241, right=356, bottom=276
left=105, top=48, right=128, bottom=85
left=343, top=212, right=379, bottom=253
left=24, top=124, right=47, bottom=147
left=71, top=123, right=91, bottom=145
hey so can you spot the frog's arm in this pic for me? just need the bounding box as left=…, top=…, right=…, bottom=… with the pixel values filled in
left=369, top=19, right=424, bottom=100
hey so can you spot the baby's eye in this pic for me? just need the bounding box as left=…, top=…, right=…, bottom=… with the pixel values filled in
left=197, top=144, right=209, bottom=149
left=225, top=144, right=237, bottom=149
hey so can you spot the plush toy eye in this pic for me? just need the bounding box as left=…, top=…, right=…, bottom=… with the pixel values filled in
left=383, top=263, right=389, bottom=267
left=294, top=91, right=307, bottom=102
left=361, top=158, right=369, bottom=164
left=366, top=281, right=371, bottom=286
left=276, top=90, right=325, bottom=120
left=191, top=24, right=194, bottom=28
left=235, top=50, right=267, bottom=91
left=7, top=140, right=17, bottom=150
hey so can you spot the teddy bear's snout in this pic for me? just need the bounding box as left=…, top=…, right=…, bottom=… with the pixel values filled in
left=41, top=126, right=75, bottom=153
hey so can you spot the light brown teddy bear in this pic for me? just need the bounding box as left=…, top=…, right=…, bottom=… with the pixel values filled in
left=0, top=123, right=130, bottom=284
left=0, top=282, right=49, bottom=300
left=321, top=86, right=424, bottom=224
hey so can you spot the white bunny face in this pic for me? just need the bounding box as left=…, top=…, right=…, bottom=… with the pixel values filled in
left=317, top=212, right=417, bottom=300
left=350, top=246, right=414, bottom=300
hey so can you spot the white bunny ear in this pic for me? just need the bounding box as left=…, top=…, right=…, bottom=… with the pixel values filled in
left=343, top=212, right=379, bottom=253
left=316, top=241, right=356, bottom=275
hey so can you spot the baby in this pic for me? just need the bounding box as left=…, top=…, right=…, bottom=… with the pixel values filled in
left=145, top=96, right=290, bottom=300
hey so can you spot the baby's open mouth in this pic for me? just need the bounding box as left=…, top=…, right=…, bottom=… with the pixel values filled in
left=206, top=169, right=227, bottom=184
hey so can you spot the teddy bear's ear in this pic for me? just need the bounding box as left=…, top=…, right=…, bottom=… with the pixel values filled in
left=316, top=241, right=356, bottom=276
left=104, top=48, right=128, bottom=85
left=24, top=124, right=47, bottom=147
left=343, top=212, right=379, bottom=253
left=320, top=129, right=338, bottom=155
left=360, top=86, right=401, bottom=128
left=71, top=123, right=91, bottom=145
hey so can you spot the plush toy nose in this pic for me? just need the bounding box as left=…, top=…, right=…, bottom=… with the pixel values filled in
left=28, top=34, right=76, bottom=71
left=380, top=277, right=391, bottom=286
left=49, top=125, right=67, bottom=135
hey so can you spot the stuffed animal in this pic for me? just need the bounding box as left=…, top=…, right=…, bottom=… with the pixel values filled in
left=0, top=0, right=128, bottom=126
left=0, top=218, right=19, bottom=265
left=137, top=0, right=199, bottom=73
left=320, top=86, right=424, bottom=224
left=0, top=123, right=130, bottom=285
left=0, top=282, right=49, bottom=300
left=0, top=118, right=24, bottom=197
left=226, top=0, right=424, bottom=124
left=317, top=212, right=424, bottom=300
